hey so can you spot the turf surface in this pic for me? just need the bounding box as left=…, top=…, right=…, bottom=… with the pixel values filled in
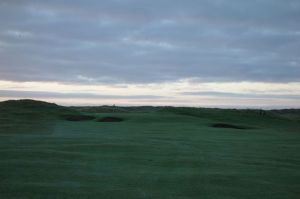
left=0, top=100, right=300, bottom=198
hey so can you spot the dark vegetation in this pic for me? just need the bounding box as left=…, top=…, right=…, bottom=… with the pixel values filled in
left=0, top=99, right=300, bottom=199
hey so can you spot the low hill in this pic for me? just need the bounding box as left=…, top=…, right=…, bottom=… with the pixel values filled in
left=76, top=105, right=162, bottom=113
left=0, top=99, right=76, bottom=115
left=0, top=99, right=59, bottom=108
left=0, top=99, right=81, bottom=134
left=269, top=109, right=300, bottom=120
left=160, top=106, right=300, bottom=120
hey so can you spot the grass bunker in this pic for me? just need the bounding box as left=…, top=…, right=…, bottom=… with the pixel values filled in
left=62, top=114, right=96, bottom=121
left=211, top=123, right=251, bottom=129
left=97, top=117, right=124, bottom=122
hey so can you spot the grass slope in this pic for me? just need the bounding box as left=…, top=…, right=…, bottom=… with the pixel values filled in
left=0, top=100, right=299, bottom=199
left=0, top=99, right=80, bottom=134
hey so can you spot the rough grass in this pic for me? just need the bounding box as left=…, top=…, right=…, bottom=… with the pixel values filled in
left=0, top=100, right=300, bottom=199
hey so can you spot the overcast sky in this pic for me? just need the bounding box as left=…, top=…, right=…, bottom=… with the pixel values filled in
left=0, top=0, right=300, bottom=108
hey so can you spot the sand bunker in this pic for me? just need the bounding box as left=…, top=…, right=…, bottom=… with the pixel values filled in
left=211, top=123, right=250, bottom=130
left=97, top=117, right=124, bottom=122
left=62, top=114, right=96, bottom=121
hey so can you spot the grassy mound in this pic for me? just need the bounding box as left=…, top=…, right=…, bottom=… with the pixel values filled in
left=0, top=99, right=77, bottom=116
left=0, top=99, right=84, bottom=134
left=0, top=99, right=59, bottom=108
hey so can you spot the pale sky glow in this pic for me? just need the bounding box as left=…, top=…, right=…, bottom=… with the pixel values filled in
left=1, top=80, right=300, bottom=95
left=0, top=80, right=300, bottom=108
left=0, top=1, right=300, bottom=108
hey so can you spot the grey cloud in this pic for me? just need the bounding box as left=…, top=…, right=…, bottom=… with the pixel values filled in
left=181, top=91, right=300, bottom=100
left=0, top=90, right=165, bottom=100
left=0, top=0, right=299, bottom=84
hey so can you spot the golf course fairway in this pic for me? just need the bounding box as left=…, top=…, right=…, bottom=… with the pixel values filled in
left=0, top=100, right=299, bottom=199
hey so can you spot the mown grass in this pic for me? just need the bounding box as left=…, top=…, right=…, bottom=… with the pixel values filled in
left=0, top=100, right=299, bottom=199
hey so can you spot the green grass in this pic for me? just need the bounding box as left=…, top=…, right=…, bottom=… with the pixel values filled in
left=0, top=100, right=300, bottom=198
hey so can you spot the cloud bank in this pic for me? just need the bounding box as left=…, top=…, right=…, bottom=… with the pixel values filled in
left=0, top=1, right=299, bottom=107
left=0, top=0, right=299, bottom=84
